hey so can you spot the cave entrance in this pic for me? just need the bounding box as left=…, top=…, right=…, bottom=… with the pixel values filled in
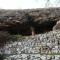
left=34, top=20, right=57, bottom=34
left=3, top=20, right=57, bottom=36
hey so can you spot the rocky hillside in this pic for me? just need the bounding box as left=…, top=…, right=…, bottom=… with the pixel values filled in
left=1, top=8, right=60, bottom=60
left=0, top=8, right=60, bottom=35
left=0, top=30, right=60, bottom=60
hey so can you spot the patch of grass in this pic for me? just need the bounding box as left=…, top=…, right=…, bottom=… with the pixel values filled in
left=13, top=35, right=26, bottom=41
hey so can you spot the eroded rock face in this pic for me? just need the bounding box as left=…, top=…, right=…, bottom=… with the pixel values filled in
left=53, top=20, right=60, bottom=30
left=0, top=8, right=60, bottom=35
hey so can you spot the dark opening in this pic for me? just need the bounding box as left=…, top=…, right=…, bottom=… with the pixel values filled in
left=35, top=20, right=57, bottom=34
left=2, top=20, right=56, bottom=36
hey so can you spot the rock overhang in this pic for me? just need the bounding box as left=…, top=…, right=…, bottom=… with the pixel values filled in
left=0, top=8, right=60, bottom=35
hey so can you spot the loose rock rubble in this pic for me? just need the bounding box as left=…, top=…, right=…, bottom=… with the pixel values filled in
left=0, top=30, right=60, bottom=60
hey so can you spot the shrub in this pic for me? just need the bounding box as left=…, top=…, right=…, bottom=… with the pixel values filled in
left=0, top=54, right=4, bottom=60
left=0, top=31, right=17, bottom=46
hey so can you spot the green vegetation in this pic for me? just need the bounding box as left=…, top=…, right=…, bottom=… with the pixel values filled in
left=0, top=31, right=29, bottom=45
left=0, top=31, right=13, bottom=42
left=0, top=31, right=17, bottom=46
left=13, top=35, right=26, bottom=41
left=0, top=54, right=5, bottom=60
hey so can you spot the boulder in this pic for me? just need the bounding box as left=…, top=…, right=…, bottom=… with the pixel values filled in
left=53, top=20, right=60, bottom=30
